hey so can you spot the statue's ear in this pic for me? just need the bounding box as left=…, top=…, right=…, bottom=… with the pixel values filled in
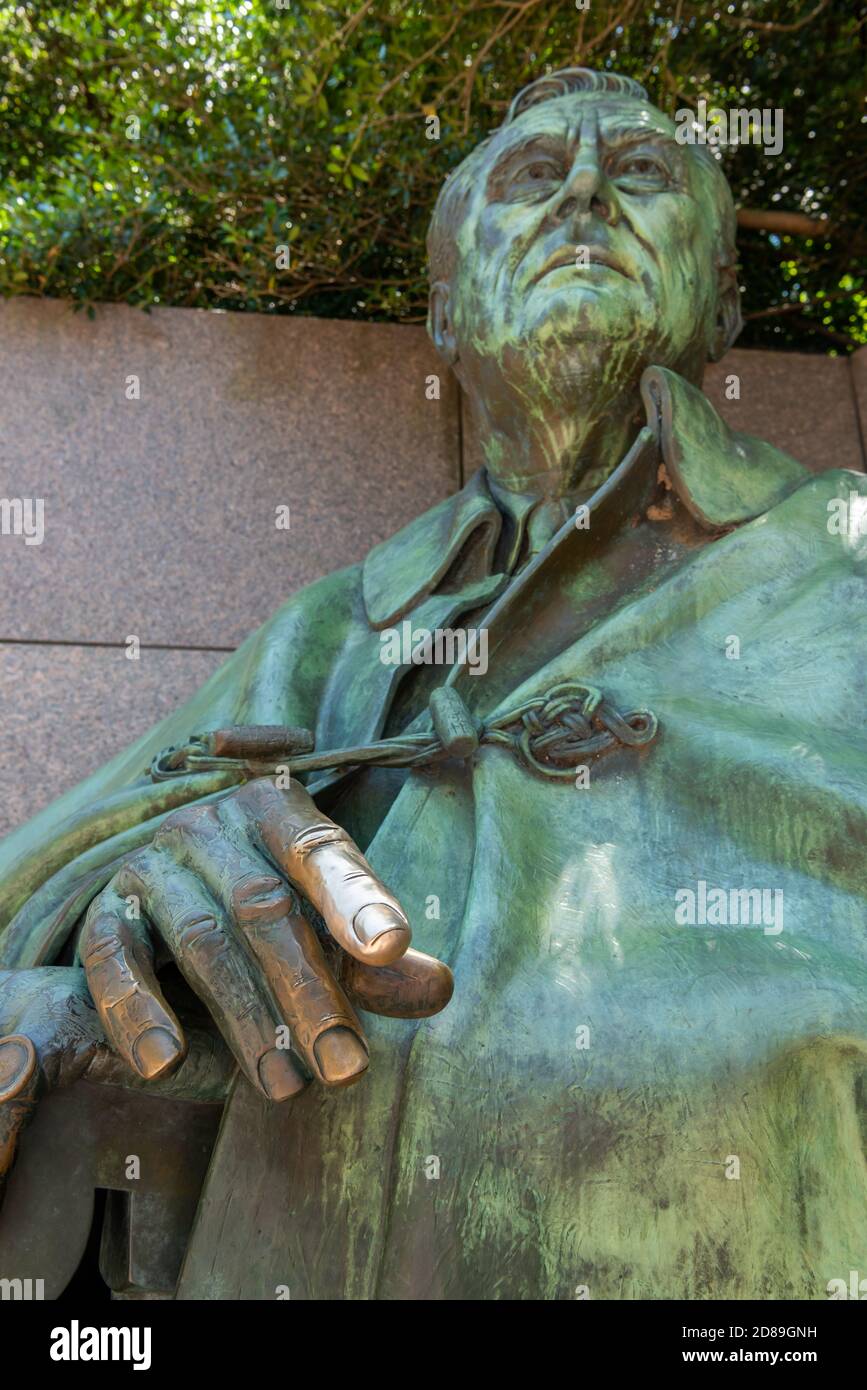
left=428, top=281, right=459, bottom=368
left=708, top=262, right=743, bottom=361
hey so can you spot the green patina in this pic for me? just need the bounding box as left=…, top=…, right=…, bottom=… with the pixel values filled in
left=1, top=69, right=865, bottom=1300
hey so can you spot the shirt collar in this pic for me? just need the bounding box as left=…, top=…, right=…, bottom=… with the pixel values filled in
left=484, top=478, right=544, bottom=571
left=363, top=365, right=807, bottom=628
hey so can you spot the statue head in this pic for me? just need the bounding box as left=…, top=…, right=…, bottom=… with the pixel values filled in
left=427, top=68, right=742, bottom=493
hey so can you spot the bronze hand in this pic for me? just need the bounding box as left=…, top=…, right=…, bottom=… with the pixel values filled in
left=78, top=776, right=452, bottom=1097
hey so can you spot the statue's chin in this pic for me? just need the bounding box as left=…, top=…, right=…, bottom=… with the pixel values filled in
left=496, top=290, right=661, bottom=406
left=461, top=285, right=700, bottom=416
left=517, top=278, right=656, bottom=352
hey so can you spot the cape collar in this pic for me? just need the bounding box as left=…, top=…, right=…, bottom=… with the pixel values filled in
left=363, top=365, right=807, bottom=629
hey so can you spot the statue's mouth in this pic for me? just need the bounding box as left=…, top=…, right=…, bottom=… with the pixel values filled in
left=534, top=244, right=633, bottom=282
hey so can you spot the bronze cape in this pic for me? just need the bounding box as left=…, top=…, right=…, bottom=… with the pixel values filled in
left=2, top=367, right=866, bottom=1298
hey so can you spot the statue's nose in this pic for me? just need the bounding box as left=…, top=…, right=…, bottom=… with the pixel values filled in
left=554, top=157, right=615, bottom=225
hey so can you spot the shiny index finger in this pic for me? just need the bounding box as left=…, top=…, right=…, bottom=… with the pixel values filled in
left=236, top=778, right=411, bottom=966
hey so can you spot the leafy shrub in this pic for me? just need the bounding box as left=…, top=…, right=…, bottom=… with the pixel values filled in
left=1, top=0, right=864, bottom=352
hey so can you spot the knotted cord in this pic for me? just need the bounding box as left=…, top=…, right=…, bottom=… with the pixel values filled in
left=150, top=682, right=658, bottom=786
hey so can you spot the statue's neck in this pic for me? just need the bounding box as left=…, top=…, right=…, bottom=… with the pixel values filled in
left=472, top=384, right=645, bottom=506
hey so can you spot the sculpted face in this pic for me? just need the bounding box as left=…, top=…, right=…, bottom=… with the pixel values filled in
left=431, top=90, right=740, bottom=456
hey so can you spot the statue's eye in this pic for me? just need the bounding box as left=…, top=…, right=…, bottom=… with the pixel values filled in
left=489, top=153, right=565, bottom=202
left=613, top=154, right=670, bottom=186
left=525, top=161, right=558, bottom=180
left=511, top=158, right=561, bottom=187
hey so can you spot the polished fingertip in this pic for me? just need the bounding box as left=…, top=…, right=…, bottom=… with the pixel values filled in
left=132, top=1026, right=184, bottom=1080
left=258, top=1047, right=307, bottom=1102
left=353, top=904, right=410, bottom=963
left=313, top=1026, right=369, bottom=1087
left=421, top=959, right=455, bottom=1014
left=0, top=1035, right=37, bottom=1102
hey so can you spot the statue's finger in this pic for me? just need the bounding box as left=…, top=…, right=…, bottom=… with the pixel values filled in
left=0, top=1034, right=39, bottom=1203
left=0, top=1033, right=37, bottom=1106
left=81, top=884, right=187, bottom=1082
left=239, top=905, right=370, bottom=1088
left=344, top=949, right=454, bottom=1019
left=114, top=850, right=307, bottom=1101
left=236, top=778, right=412, bottom=967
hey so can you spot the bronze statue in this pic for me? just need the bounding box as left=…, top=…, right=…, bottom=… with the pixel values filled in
left=1, top=67, right=865, bottom=1300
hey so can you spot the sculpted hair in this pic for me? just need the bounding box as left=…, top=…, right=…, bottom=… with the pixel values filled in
left=506, top=67, right=650, bottom=116
left=427, top=66, right=739, bottom=300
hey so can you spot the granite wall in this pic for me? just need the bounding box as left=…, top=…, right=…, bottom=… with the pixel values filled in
left=1, top=295, right=865, bottom=836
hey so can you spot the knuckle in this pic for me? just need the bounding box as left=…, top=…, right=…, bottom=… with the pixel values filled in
left=177, top=913, right=226, bottom=958
left=153, top=803, right=218, bottom=849
left=290, top=822, right=352, bottom=858
left=113, top=850, right=153, bottom=895
left=233, top=777, right=277, bottom=808
left=81, top=926, right=123, bottom=971
left=81, top=896, right=124, bottom=958
left=230, top=875, right=295, bottom=925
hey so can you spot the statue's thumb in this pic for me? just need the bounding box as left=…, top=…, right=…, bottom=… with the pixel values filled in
left=0, top=1035, right=39, bottom=1212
